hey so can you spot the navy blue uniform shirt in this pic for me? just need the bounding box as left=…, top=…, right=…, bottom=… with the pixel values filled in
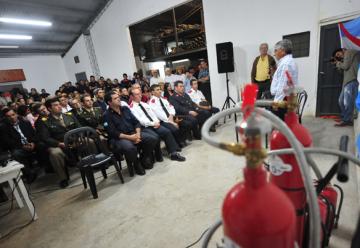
left=103, top=106, right=140, bottom=140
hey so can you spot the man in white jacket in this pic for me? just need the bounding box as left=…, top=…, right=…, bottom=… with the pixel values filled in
left=149, top=84, right=188, bottom=147
left=130, top=88, right=185, bottom=162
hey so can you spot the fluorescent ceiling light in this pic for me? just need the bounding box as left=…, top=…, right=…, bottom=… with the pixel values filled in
left=0, top=17, right=52, bottom=27
left=173, top=59, right=190, bottom=63
left=0, top=45, right=19, bottom=49
left=0, top=34, right=32, bottom=40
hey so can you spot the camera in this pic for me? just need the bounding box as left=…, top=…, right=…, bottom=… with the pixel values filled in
left=330, top=56, right=344, bottom=63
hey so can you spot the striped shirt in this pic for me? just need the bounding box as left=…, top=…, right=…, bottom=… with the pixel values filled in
left=270, top=54, right=298, bottom=101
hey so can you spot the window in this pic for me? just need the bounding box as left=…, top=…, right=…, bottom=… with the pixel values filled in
left=283, top=31, right=310, bottom=58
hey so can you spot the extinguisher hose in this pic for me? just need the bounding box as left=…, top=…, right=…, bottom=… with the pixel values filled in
left=267, top=148, right=360, bottom=168
left=201, top=107, right=321, bottom=248
left=201, top=219, right=222, bottom=248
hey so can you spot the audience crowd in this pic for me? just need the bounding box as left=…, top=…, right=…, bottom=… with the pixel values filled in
left=0, top=65, right=218, bottom=188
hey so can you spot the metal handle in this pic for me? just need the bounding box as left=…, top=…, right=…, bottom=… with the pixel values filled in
left=337, top=135, right=349, bottom=182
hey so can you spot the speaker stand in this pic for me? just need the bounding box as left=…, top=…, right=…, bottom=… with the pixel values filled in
left=221, top=72, right=239, bottom=142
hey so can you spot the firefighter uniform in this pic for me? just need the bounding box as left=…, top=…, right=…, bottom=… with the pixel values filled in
left=78, top=107, right=109, bottom=153
left=129, top=101, right=179, bottom=155
left=148, top=95, right=188, bottom=145
left=169, top=91, right=211, bottom=139
left=37, top=112, right=81, bottom=181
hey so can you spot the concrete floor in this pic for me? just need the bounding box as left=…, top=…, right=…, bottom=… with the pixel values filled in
left=0, top=116, right=358, bottom=248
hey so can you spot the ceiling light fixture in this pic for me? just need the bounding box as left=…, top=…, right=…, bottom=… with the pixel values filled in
left=0, top=45, right=19, bottom=49
left=0, top=34, right=32, bottom=40
left=0, top=17, right=52, bottom=27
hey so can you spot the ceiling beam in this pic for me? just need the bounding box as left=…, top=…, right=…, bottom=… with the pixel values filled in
left=62, top=0, right=113, bottom=56
left=0, top=0, right=94, bottom=16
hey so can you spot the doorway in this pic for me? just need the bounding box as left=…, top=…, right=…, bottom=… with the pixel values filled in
left=316, top=23, right=343, bottom=116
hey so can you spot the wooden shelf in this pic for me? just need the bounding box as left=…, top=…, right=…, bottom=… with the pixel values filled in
left=143, top=47, right=207, bottom=62
left=159, top=28, right=203, bottom=42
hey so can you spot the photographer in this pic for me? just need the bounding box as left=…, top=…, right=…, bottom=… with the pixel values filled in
left=332, top=48, right=360, bottom=127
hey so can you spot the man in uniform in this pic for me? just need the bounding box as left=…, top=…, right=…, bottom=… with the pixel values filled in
left=38, top=97, right=81, bottom=188
left=78, top=95, right=109, bottom=153
left=130, top=88, right=185, bottom=162
left=103, top=91, right=158, bottom=176
left=149, top=84, right=189, bottom=147
left=169, top=81, right=212, bottom=139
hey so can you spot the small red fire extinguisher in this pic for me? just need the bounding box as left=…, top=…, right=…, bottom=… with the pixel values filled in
left=222, top=84, right=297, bottom=247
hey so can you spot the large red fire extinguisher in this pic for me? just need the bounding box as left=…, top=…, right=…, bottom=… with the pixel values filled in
left=222, top=84, right=297, bottom=248
left=269, top=72, right=312, bottom=247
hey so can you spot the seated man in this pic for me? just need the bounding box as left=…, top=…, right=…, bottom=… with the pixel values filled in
left=103, top=91, right=158, bottom=175
left=37, top=97, right=81, bottom=188
left=69, top=98, right=82, bottom=119
left=149, top=84, right=189, bottom=147
left=130, top=88, right=185, bottom=162
left=93, top=88, right=107, bottom=112
left=169, top=81, right=212, bottom=138
left=59, top=94, right=72, bottom=113
left=78, top=95, right=104, bottom=131
left=78, top=95, right=109, bottom=153
left=0, top=108, right=38, bottom=183
left=188, top=79, right=220, bottom=116
left=120, top=87, right=130, bottom=104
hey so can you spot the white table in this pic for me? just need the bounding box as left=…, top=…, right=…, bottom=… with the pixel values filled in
left=0, top=160, right=38, bottom=220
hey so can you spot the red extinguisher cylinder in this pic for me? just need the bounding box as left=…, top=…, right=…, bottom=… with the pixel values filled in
left=270, top=111, right=312, bottom=247
left=222, top=166, right=297, bottom=247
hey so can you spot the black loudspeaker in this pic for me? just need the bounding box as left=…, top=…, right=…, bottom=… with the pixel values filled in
left=74, top=56, right=80, bottom=64
left=216, top=42, right=234, bottom=73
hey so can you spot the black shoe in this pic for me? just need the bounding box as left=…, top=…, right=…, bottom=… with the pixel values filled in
left=170, top=153, right=186, bottom=162
left=179, top=142, right=187, bottom=148
left=142, top=162, right=153, bottom=170
left=134, top=162, right=146, bottom=175
left=59, top=179, right=69, bottom=188
left=334, top=121, right=353, bottom=127
left=155, top=153, right=164, bottom=162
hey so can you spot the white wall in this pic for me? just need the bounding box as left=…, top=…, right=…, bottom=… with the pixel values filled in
left=0, top=55, right=68, bottom=95
left=62, top=35, right=93, bottom=82
left=89, top=0, right=188, bottom=79
left=320, top=0, right=360, bottom=21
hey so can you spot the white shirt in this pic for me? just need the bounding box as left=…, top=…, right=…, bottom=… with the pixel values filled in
left=150, top=76, right=164, bottom=86
left=164, top=74, right=178, bottom=88
left=188, top=88, right=206, bottom=104
left=270, top=54, right=299, bottom=101
left=61, top=105, right=72, bottom=113
left=121, top=101, right=129, bottom=108
left=148, top=96, right=176, bottom=122
left=130, top=101, right=159, bottom=127
left=175, top=74, right=186, bottom=83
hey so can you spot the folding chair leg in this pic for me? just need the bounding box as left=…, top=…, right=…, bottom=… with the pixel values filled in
left=113, top=158, right=124, bottom=184
left=85, top=166, right=98, bottom=199
left=80, top=168, right=87, bottom=189
left=101, top=168, right=107, bottom=179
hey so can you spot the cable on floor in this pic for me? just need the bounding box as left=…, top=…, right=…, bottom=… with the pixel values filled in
left=184, top=227, right=210, bottom=248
